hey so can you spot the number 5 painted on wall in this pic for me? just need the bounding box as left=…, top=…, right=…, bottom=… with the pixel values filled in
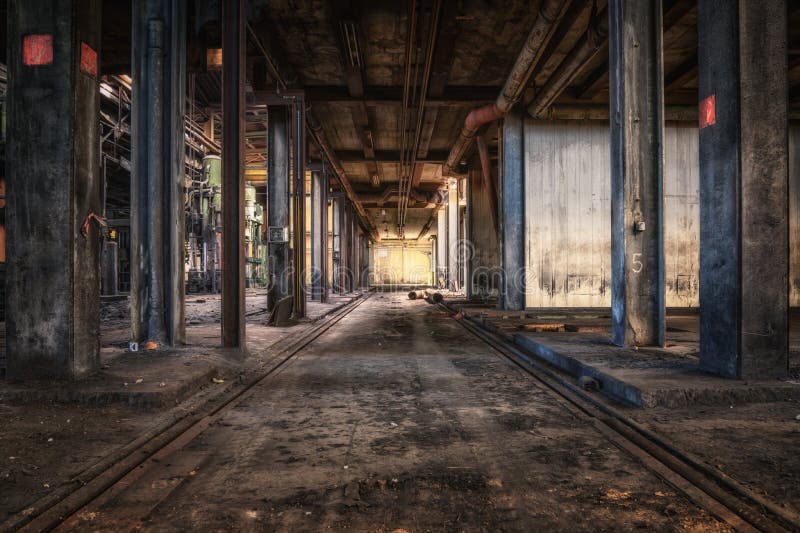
left=631, top=253, right=643, bottom=274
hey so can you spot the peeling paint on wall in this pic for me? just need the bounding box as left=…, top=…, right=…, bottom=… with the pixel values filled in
left=524, top=121, right=700, bottom=308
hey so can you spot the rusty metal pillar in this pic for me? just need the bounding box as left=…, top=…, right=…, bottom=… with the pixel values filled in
left=131, top=0, right=187, bottom=348
left=6, top=0, right=102, bottom=379
left=221, top=0, right=245, bottom=348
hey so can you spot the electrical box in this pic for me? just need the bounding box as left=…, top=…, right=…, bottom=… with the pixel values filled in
left=268, top=226, right=289, bottom=243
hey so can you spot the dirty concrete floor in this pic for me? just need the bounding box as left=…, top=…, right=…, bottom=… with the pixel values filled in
left=74, top=294, right=728, bottom=531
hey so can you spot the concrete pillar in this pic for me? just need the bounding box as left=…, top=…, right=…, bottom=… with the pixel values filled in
left=698, top=0, right=788, bottom=378
left=310, top=169, right=327, bottom=301
left=221, top=0, right=245, bottom=347
left=131, top=0, right=187, bottom=347
left=609, top=0, right=665, bottom=347
left=436, top=209, right=447, bottom=289
left=267, top=106, right=291, bottom=311
left=500, top=110, right=525, bottom=310
left=447, top=185, right=459, bottom=292
left=6, top=0, right=102, bottom=378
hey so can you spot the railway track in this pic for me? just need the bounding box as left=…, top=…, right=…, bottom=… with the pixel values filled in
left=440, top=300, right=800, bottom=533
left=1, top=293, right=370, bottom=533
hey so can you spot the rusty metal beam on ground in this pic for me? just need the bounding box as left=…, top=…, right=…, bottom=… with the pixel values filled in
left=221, top=0, right=246, bottom=348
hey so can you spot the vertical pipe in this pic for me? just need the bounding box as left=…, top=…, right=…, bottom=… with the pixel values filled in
left=221, top=0, right=245, bottom=348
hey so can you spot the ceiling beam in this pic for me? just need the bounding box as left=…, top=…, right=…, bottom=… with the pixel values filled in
left=304, top=85, right=499, bottom=107
left=337, top=150, right=449, bottom=164
left=664, top=54, right=697, bottom=93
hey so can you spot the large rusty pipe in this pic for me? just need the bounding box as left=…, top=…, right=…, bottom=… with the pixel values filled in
left=443, top=0, right=567, bottom=175
left=496, top=0, right=567, bottom=111
left=527, top=10, right=609, bottom=118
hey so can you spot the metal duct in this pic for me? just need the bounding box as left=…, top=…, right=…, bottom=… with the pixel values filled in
left=527, top=9, right=609, bottom=118
left=443, top=0, right=569, bottom=175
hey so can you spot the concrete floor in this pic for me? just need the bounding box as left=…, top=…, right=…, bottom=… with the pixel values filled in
left=63, top=294, right=725, bottom=531
left=3, top=293, right=799, bottom=530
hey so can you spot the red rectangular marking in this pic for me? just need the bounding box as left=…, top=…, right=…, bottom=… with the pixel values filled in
left=699, top=94, right=715, bottom=129
left=23, top=34, right=53, bottom=66
left=80, top=42, right=98, bottom=77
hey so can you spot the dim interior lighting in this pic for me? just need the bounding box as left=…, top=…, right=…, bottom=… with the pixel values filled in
left=207, top=48, right=223, bottom=70
left=380, top=209, right=386, bottom=217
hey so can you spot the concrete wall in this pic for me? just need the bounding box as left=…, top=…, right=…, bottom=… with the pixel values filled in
left=524, top=121, right=700, bottom=308
left=372, top=242, right=432, bottom=284
left=468, top=170, right=500, bottom=298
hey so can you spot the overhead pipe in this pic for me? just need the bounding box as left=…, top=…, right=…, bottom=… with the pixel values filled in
left=443, top=0, right=568, bottom=175
left=527, top=8, right=609, bottom=118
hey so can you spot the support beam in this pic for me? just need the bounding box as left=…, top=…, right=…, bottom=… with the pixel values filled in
left=311, top=169, right=328, bottom=302
left=131, top=0, right=187, bottom=348
left=609, top=0, right=665, bottom=347
left=221, top=0, right=245, bottom=347
left=6, top=0, right=102, bottom=379
left=332, top=197, right=343, bottom=293
left=292, top=102, right=306, bottom=318
left=698, top=0, right=788, bottom=378
left=447, top=185, right=459, bottom=292
left=267, top=106, right=292, bottom=313
left=436, top=209, right=447, bottom=289
left=500, top=111, right=525, bottom=311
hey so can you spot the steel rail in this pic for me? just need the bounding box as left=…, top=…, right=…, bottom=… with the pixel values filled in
left=439, top=301, right=800, bottom=533
left=3, top=294, right=371, bottom=532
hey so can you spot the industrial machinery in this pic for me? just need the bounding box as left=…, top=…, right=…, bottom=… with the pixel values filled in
left=244, top=181, right=267, bottom=287
left=186, top=155, right=268, bottom=292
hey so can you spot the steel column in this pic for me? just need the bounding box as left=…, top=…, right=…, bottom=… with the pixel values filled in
left=267, top=106, right=291, bottom=312
left=310, top=169, right=327, bottom=301
left=332, top=196, right=342, bottom=293
left=698, top=0, right=788, bottom=378
left=609, top=0, right=665, bottom=347
left=221, top=0, right=245, bottom=347
left=131, top=0, right=187, bottom=347
left=6, top=0, right=102, bottom=379
left=292, top=102, right=307, bottom=318
left=500, top=110, right=525, bottom=310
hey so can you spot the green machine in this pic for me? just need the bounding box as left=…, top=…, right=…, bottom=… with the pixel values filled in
left=186, top=156, right=268, bottom=292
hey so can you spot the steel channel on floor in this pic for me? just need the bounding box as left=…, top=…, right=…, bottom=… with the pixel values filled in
left=439, top=302, right=799, bottom=533
left=4, top=294, right=371, bottom=533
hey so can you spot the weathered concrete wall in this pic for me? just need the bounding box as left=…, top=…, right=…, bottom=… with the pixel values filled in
left=372, top=242, right=432, bottom=285
left=789, top=125, right=800, bottom=306
left=524, top=121, right=699, bottom=308
left=468, top=170, right=500, bottom=298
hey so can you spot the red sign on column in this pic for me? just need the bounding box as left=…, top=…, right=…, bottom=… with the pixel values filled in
left=23, top=34, right=53, bottom=66
left=699, top=94, right=716, bottom=129
left=80, top=42, right=98, bottom=78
